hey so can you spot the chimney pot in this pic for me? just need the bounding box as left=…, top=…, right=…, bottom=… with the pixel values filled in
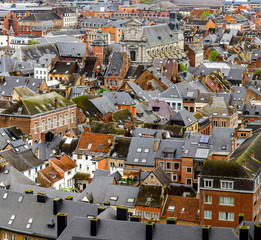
left=146, top=221, right=155, bottom=240
left=25, top=189, right=33, bottom=194
left=57, top=213, right=68, bottom=237
left=90, top=217, right=99, bottom=236
left=167, top=217, right=177, bottom=224
left=65, top=195, right=73, bottom=201
left=202, top=225, right=211, bottom=240
left=239, top=226, right=250, bottom=240
left=254, top=223, right=261, bottom=240
left=103, top=201, right=111, bottom=206
left=98, top=206, right=106, bottom=215
left=116, top=206, right=128, bottom=221
left=130, top=215, right=141, bottom=222
left=37, top=191, right=47, bottom=203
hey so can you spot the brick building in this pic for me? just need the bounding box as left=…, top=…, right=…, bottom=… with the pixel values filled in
left=0, top=92, right=77, bottom=144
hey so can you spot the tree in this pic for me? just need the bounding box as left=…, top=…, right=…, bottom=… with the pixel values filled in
left=209, top=50, right=219, bottom=62
left=201, top=11, right=210, bottom=19
left=177, top=13, right=183, bottom=20
left=180, top=63, right=188, bottom=72
left=28, top=38, right=39, bottom=45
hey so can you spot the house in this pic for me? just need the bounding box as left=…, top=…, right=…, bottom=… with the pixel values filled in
left=142, top=166, right=171, bottom=186
left=72, top=132, right=114, bottom=178
left=52, top=7, right=77, bottom=27
left=149, top=99, right=175, bottom=119
left=104, top=52, right=131, bottom=90
left=169, top=109, right=198, bottom=132
left=0, top=92, right=77, bottom=143
left=199, top=96, right=238, bottom=130
left=37, top=154, right=77, bottom=190
left=12, top=86, right=37, bottom=102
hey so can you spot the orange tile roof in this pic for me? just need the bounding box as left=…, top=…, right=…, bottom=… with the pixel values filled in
left=162, top=196, right=199, bottom=223
left=77, top=132, right=114, bottom=153
left=50, top=154, right=77, bottom=172
left=38, top=165, right=63, bottom=183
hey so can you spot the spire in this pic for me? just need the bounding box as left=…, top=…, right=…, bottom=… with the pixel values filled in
left=168, top=6, right=179, bottom=32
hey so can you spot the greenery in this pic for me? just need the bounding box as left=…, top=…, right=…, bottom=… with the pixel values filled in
left=177, top=13, right=183, bottom=20
left=209, top=50, right=219, bottom=62
left=140, top=0, right=155, bottom=4
left=28, top=38, right=39, bottom=45
left=180, top=63, right=188, bottom=72
left=201, top=11, right=210, bottom=19
left=97, top=88, right=108, bottom=93
left=255, top=70, right=261, bottom=74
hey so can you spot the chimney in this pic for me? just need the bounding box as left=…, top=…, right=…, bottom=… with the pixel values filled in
left=113, top=92, right=116, bottom=98
left=239, top=226, right=250, bottom=240
left=167, top=217, right=177, bottom=224
left=55, top=97, right=58, bottom=109
left=130, top=215, right=141, bottom=222
left=202, top=225, right=211, bottom=240
left=116, top=206, right=128, bottom=221
left=53, top=198, right=62, bottom=215
left=209, top=97, right=212, bottom=105
left=103, top=201, right=111, bottom=206
left=25, top=189, right=33, bottom=194
left=90, top=217, right=99, bottom=236
left=98, top=206, right=106, bottom=215
left=131, top=106, right=136, bottom=116
left=242, top=160, right=247, bottom=168
left=37, top=192, right=47, bottom=203
left=162, top=132, right=166, bottom=139
left=154, top=140, right=160, bottom=152
left=41, top=133, right=46, bottom=143
left=146, top=221, right=155, bottom=240
left=254, top=223, right=261, bottom=240
left=239, top=213, right=244, bottom=224
left=251, top=151, right=255, bottom=158
left=65, top=195, right=73, bottom=201
left=57, top=213, right=67, bottom=237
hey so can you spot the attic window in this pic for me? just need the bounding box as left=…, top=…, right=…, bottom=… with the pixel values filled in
left=222, top=113, right=227, bottom=116
left=187, top=118, right=191, bottom=122
left=87, top=144, right=92, bottom=150
left=146, top=197, right=152, bottom=202
left=141, top=159, right=147, bottom=163
left=134, top=158, right=139, bottom=163
left=221, top=145, right=226, bottom=150
left=16, top=79, right=19, bottom=82
left=137, top=148, right=142, bottom=153
left=110, top=196, right=118, bottom=201
left=213, top=113, right=217, bottom=116
left=32, top=83, right=35, bottom=86
left=3, top=82, right=6, bottom=86
left=24, top=145, right=29, bottom=149
left=4, top=169, right=9, bottom=174
left=3, top=193, right=8, bottom=199
left=144, top=148, right=150, bottom=153
left=1, top=132, right=5, bottom=136
left=168, top=206, right=175, bottom=211
left=18, top=196, right=23, bottom=202
left=181, top=208, right=185, bottom=213
left=15, top=148, right=20, bottom=152
left=127, top=198, right=135, bottom=203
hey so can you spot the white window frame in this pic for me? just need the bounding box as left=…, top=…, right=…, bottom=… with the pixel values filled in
left=53, top=116, right=57, bottom=128
left=59, top=114, right=63, bottom=126
left=186, top=167, right=192, bottom=174
left=144, top=211, right=151, bottom=219
left=205, top=195, right=212, bottom=204
left=47, top=118, right=51, bottom=129
left=65, top=113, right=68, bottom=124
left=152, top=212, right=159, bottom=219
left=219, top=211, right=234, bottom=221
left=204, top=210, right=212, bottom=219
left=34, top=122, right=37, bottom=133
left=204, top=179, right=213, bottom=188
left=41, top=119, right=45, bottom=131
left=220, top=180, right=234, bottom=190
left=219, top=196, right=234, bottom=206
left=136, top=210, right=143, bottom=217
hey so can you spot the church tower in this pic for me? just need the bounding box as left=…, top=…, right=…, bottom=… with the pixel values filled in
left=168, top=6, right=179, bottom=32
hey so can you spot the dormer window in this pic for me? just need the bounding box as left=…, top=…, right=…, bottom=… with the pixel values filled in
left=220, top=180, right=234, bottom=190
left=204, top=179, right=213, bottom=188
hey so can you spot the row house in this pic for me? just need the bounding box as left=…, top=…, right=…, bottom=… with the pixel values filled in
left=37, top=154, right=77, bottom=190
left=0, top=92, right=77, bottom=144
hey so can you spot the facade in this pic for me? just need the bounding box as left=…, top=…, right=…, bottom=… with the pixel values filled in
left=0, top=92, right=77, bottom=144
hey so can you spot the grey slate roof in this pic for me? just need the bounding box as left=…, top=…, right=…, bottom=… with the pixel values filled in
left=105, top=52, right=125, bottom=78
left=226, top=67, right=245, bottom=85
left=21, top=12, right=62, bottom=21
left=56, top=42, right=86, bottom=58
left=170, top=109, right=197, bottom=128
left=135, top=103, right=161, bottom=123
left=131, top=128, right=170, bottom=139
left=147, top=67, right=173, bottom=88
left=90, top=96, right=117, bottom=115
left=160, top=84, right=182, bottom=99
left=57, top=216, right=238, bottom=240
left=230, top=86, right=247, bottom=111
left=0, top=55, right=15, bottom=75
left=103, top=91, right=135, bottom=106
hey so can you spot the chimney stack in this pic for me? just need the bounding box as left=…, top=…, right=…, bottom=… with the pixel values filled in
left=146, top=221, right=155, bottom=240
left=98, top=206, right=106, bottom=215
left=55, top=97, right=58, bottom=109
left=239, top=213, right=244, bottom=224
left=167, top=217, right=177, bottom=224
left=37, top=192, right=47, bottom=203
left=154, top=140, right=160, bottom=152
left=90, top=217, right=99, bottom=236
left=239, top=226, right=250, bottom=240
left=53, top=198, right=62, bottom=215
left=116, top=206, right=128, bottom=221
left=25, top=189, right=33, bottom=194
left=202, top=225, right=211, bottom=240
left=57, top=213, right=67, bottom=237
left=254, top=223, right=261, bottom=240
left=130, top=215, right=141, bottom=222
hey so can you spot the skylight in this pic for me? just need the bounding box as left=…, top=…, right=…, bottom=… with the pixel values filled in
left=134, top=158, right=139, bottom=163
left=110, top=196, right=118, bottom=201
left=141, top=159, right=147, bottom=163
left=127, top=198, right=135, bottom=203
left=87, top=143, right=92, bottom=150
left=168, top=206, right=175, bottom=211
left=24, top=145, right=29, bottom=149
left=181, top=208, right=185, bottom=213
left=137, top=148, right=142, bottom=153
left=18, top=196, right=23, bottom=202
left=3, top=193, right=8, bottom=199
left=144, top=148, right=149, bottom=153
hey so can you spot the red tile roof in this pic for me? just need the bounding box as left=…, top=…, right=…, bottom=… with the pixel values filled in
left=38, top=165, right=63, bottom=183
left=50, top=154, right=77, bottom=172
left=162, top=196, right=199, bottom=223
left=77, top=132, right=114, bottom=153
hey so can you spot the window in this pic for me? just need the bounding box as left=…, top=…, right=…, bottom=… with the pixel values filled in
left=205, top=195, right=212, bottom=204
left=144, top=148, right=150, bottom=153
left=136, top=210, right=143, bottom=217
left=150, top=175, right=154, bottom=181
left=47, top=118, right=51, bottom=129
left=186, top=167, right=192, bottom=173
left=59, top=114, right=63, bottom=126
left=71, top=112, right=74, bottom=123
left=53, top=117, right=57, bottom=128
left=177, top=103, right=181, bottom=110
left=152, top=212, right=159, bottom=219
left=159, top=162, right=164, bottom=169
left=204, top=210, right=212, bottom=219
left=204, top=179, right=213, bottom=188
left=109, top=80, right=113, bottom=86
left=41, top=120, right=45, bottom=131
left=172, top=175, right=177, bottom=181
left=144, top=211, right=151, bottom=219
left=168, top=206, right=175, bottom=211
left=34, top=122, right=37, bottom=133
left=174, top=163, right=180, bottom=170
left=219, top=211, right=234, bottom=221
left=166, top=162, right=172, bottom=170
left=220, top=181, right=233, bottom=190
left=137, top=148, right=142, bottom=152
left=186, top=178, right=192, bottom=185
left=219, top=196, right=234, bottom=206
left=65, top=113, right=68, bottom=124
left=213, top=120, right=218, bottom=127
left=222, top=121, right=226, bottom=127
